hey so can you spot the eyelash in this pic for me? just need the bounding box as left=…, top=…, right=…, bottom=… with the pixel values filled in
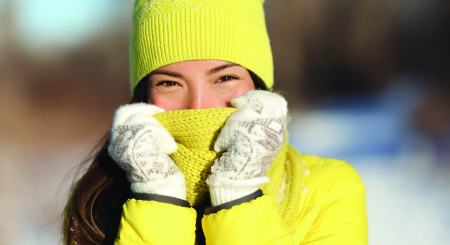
left=217, top=76, right=238, bottom=83
left=155, top=81, right=179, bottom=87
left=154, top=76, right=239, bottom=87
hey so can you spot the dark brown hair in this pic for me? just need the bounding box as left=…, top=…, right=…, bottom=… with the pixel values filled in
left=62, top=69, right=266, bottom=245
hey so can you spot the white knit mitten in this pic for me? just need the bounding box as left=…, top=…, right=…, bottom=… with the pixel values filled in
left=108, top=103, right=186, bottom=200
left=207, top=90, right=288, bottom=206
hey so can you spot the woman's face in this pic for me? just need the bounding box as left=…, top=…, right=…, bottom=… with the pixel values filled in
left=147, top=60, right=256, bottom=111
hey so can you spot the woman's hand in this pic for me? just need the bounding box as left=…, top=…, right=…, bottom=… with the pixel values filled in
left=207, top=90, right=288, bottom=206
left=108, top=103, right=186, bottom=200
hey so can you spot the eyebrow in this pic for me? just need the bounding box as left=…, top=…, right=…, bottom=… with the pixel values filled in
left=149, top=62, right=239, bottom=78
left=206, top=62, right=239, bottom=75
left=149, top=70, right=182, bottom=78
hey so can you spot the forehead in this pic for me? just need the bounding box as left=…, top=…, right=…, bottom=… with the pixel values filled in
left=149, top=60, right=247, bottom=79
left=154, top=60, right=238, bottom=71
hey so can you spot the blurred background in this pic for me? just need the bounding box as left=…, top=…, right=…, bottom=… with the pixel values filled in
left=0, top=0, right=449, bottom=244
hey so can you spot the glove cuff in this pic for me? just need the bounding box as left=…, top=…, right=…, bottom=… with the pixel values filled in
left=131, top=172, right=187, bottom=200
left=207, top=174, right=269, bottom=206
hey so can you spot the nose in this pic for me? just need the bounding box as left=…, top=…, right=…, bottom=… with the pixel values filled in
left=188, top=86, right=221, bottom=109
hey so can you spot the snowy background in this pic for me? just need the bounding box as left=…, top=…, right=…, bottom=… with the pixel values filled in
left=289, top=81, right=450, bottom=244
left=1, top=0, right=449, bottom=244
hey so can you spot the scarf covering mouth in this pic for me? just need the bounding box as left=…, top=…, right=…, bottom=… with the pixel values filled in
left=153, top=107, right=304, bottom=231
left=153, top=108, right=238, bottom=206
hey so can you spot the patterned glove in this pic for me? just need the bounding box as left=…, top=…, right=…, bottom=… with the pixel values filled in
left=207, top=90, right=288, bottom=206
left=108, top=103, right=186, bottom=200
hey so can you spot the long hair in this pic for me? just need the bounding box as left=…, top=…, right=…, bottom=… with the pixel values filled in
left=62, top=70, right=266, bottom=245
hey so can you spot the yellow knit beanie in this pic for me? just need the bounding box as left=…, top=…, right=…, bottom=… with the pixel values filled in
left=130, top=0, right=273, bottom=95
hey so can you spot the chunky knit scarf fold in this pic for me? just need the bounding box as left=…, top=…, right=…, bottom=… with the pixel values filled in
left=153, top=108, right=303, bottom=231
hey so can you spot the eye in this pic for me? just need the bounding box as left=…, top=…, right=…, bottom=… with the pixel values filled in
left=155, top=81, right=180, bottom=87
left=217, top=76, right=238, bottom=83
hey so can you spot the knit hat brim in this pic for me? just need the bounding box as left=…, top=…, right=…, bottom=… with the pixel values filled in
left=130, top=1, right=273, bottom=95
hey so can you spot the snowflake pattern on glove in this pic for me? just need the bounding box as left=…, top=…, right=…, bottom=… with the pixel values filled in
left=107, top=103, right=186, bottom=198
left=109, top=124, right=179, bottom=183
left=211, top=90, right=288, bottom=180
left=212, top=117, right=286, bottom=179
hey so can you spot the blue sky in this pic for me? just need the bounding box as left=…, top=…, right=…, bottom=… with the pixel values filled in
left=1, top=0, right=130, bottom=49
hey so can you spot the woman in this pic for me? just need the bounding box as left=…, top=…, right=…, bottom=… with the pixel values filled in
left=63, top=0, right=368, bottom=244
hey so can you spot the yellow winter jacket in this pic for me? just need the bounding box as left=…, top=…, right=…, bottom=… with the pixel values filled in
left=114, top=108, right=368, bottom=245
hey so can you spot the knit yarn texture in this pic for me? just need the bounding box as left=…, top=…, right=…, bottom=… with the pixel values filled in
left=153, top=108, right=304, bottom=231
left=130, top=0, right=273, bottom=95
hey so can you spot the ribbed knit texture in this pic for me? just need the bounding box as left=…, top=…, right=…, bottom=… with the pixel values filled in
left=261, top=143, right=304, bottom=232
left=130, top=0, right=274, bottom=95
left=153, top=108, right=304, bottom=231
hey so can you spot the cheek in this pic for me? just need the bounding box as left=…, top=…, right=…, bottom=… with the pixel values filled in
left=149, top=93, right=185, bottom=111
left=225, top=80, right=256, bottom=101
